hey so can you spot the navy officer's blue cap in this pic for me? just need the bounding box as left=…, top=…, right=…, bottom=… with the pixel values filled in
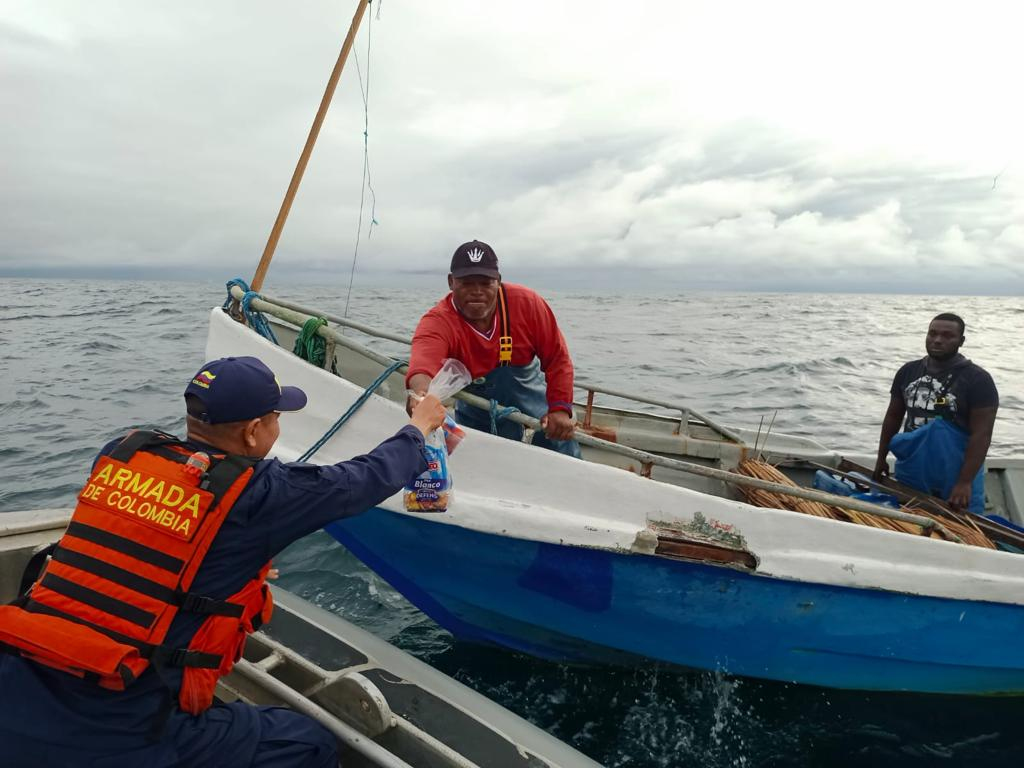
left=184, top=356, right=307, bottom=424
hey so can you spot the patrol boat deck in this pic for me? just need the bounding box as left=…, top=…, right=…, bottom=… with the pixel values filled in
left=0, top=508, right=602, bottom=768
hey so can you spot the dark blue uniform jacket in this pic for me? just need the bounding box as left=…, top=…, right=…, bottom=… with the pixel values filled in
left=0, top=425, right=425, bottom=764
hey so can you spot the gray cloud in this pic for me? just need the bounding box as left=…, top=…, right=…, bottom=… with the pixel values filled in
left=1, top=2, right=1021, bottom=294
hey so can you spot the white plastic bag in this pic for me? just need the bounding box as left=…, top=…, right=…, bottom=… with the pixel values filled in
left=427, top=358, right=472, bottom=401
left=403, top=359, right=471, bottom=512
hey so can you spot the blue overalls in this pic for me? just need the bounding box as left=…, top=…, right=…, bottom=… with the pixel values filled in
left=454, top=359, right=581, bottom=458
left=889, top=417, right=986, bottom=513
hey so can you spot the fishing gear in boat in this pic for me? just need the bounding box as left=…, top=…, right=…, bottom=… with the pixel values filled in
left=736, top=458, right=996, bottom=548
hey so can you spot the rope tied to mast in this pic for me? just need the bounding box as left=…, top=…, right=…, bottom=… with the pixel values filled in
left=224, top=278, right=279, bottom=345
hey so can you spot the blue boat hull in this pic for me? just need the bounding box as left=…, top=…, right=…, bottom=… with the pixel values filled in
left=327, top=508, right=1024, bottom=695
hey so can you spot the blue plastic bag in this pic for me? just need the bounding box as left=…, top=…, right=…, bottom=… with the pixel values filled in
left=813, top=470, right=854, bottom=496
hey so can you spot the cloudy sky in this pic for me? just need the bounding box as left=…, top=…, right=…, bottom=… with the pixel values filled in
left=2, top=0, right=1022, bottom=293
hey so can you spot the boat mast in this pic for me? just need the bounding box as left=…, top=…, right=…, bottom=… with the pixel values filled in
left=250, top=0, right=370, bottom=292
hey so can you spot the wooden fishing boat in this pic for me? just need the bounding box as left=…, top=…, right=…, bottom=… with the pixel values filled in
left=201, top=297, right=1024, bottom=696
left=199, top=0, right=1024, bottom=696
left=0, top=508, right=601, bottom=768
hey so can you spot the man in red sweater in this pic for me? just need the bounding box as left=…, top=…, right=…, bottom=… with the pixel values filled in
left=405, top=240, right=580, bottom=457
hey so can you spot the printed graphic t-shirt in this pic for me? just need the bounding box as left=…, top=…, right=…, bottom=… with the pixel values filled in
left=890, top=356, right=998, bottom=433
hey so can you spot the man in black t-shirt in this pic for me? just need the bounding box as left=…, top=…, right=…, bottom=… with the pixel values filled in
left=873, top=313, right=999, bottom=511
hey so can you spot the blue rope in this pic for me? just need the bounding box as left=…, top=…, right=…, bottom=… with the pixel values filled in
left=298, top=359, right=406, bottom=463
left=489, top=399, right=519, bottom=435
left=224, top=278, right=278, bottom=345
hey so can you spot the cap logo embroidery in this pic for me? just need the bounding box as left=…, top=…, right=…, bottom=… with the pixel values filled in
left=466, top=247, right=485, bottom=263
left=192, top=370, right=217, bottom=389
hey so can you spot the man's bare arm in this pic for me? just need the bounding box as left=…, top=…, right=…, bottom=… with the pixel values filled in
left=405, top=373, right=433, bottom=415
left=948, top=405, right=997, bottom=510
left=873, top=395, right=906, bottom=480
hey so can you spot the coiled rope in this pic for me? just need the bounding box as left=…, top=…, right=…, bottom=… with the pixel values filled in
left=298, top=359, right=405, bottom=462
left=292, top=316, right=336, bottom=373
left=224, top=278, right=278, bottom=345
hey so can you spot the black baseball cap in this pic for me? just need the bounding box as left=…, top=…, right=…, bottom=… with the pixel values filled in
left=184, top=356, right=307, bottom=424
left=450, top=240, right=500, bottom=280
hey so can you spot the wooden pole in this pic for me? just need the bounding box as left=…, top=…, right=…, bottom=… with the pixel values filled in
left=250, top=0, right=370, bottom=292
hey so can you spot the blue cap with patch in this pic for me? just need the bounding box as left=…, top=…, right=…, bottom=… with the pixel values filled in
left=184, top=356, right=307, bottom=424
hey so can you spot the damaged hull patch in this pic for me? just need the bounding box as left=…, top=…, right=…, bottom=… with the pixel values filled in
left=647, top=512, right=756, bottom=569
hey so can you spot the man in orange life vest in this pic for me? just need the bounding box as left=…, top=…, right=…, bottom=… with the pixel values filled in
left=406, top=240, right=581, bottom=458
left=0, top=355, right=446, bottom=768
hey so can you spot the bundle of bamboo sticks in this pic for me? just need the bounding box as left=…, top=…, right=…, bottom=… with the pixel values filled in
left=736, top=459, right=996, bottom=549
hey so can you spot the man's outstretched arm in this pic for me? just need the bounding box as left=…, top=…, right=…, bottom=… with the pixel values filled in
left=405, top=373, right=433, bottom=414
left=405, top=317, right=451, bottom=413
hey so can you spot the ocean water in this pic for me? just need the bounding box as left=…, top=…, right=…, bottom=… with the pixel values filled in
left=2, top=277, right=1023, bottom=767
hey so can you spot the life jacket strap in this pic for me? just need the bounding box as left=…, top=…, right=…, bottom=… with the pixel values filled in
left=65, top=521, right=185, bottom=573
left=202, top=454, right=258, bottom=505
left=24, top=599, right=151, bottom=650
left=7, top=602, right=224, bottom=671
left=108, top=430, right=178, bottom=463
left=43, top=545, right=243, bottom=618
left=40, top=572, right=156, bottom=628
left=16, top=542, right=57, bottom=599
left=14, top=599, right=224, bottom=671
left=177, top=592, right=244, bottom=618
left=49, top=546, right=176, bottom=604
left=149, top=646, right=222, bottom=669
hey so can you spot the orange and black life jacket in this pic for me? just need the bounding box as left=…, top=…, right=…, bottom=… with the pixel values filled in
left=0, top=430, right=273, bottom=715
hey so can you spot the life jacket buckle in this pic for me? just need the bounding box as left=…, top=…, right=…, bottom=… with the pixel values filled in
left=179, top=592, right=244, bottom=618
left=181, top=593, right=217, bottom=614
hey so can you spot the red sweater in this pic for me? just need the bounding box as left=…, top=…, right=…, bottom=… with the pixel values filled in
left=406, top=283, right=575, bottom=414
